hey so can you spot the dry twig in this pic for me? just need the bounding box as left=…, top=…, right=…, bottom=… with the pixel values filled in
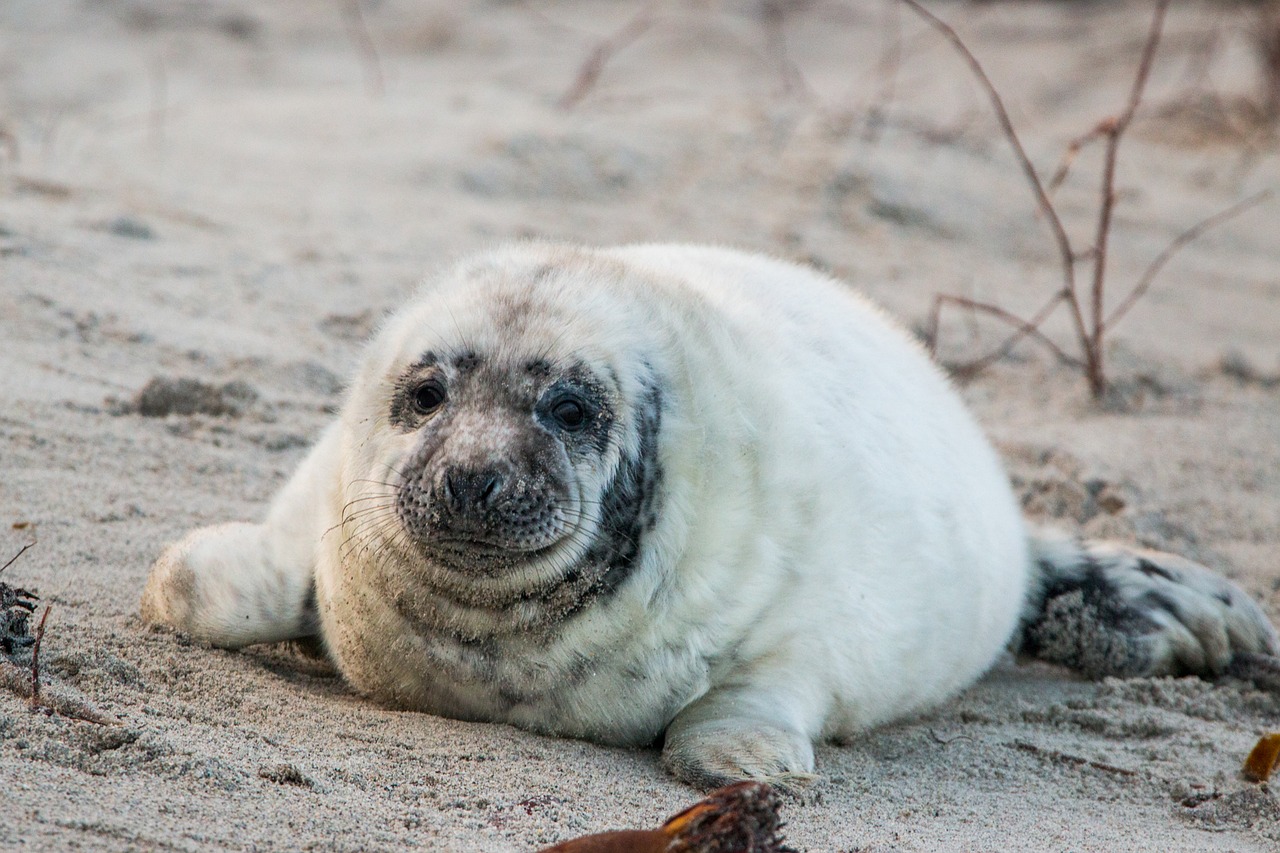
left=538, top=781, right=795, bottom=853
left=1104, top=188, right=1273, bottom=331
left=895, top=0, right=1089, bottom=375
left=0, top=658, right=117, bottom=726
left=1046, top=122, right=1109, bottom=196
left=1, top=542, right=33, bottom=576
left=1085, top=0, right=1169, bottom=394
left=927, top=292, right=1083, bottom=378
left=904, top=0, right=1269, bottom=398
left=559, top=2, right=659, bottom=110
left=339, top=0, right=385, bottom=97
left=1011, top=740, right=1137, bottom=777
left=29, top=604, right=50, bottom=711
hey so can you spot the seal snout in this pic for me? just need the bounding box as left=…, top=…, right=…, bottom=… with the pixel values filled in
left=441, top=463, right=507, bottom=513
left=395, top=452, right=572, bottom=566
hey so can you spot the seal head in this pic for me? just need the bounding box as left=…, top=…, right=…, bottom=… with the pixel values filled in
left=331, top=250, right=668, bottom=659
left=391, top=351, right=613, bottom=576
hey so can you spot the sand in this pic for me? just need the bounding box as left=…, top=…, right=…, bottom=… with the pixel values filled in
left=2, top=1, right=1279, bottom=850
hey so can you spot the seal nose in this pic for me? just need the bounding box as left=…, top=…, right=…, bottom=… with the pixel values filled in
left=442, top=465, right=505, bottom=513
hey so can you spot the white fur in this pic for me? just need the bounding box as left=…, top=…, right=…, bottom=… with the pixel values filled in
left=143, top=243, right=1266, bottom=786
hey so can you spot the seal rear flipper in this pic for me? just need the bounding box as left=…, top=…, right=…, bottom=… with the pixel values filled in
left=1014, top=529, right=1278, bottom=679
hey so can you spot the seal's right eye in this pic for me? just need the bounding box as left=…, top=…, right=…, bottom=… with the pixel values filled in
left=411, top=380, right=447, bottom=415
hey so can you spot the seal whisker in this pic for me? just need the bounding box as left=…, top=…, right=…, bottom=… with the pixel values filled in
left=346, top=478, right=400, bottom=491
left=338, top=510, right=401, bottom=562
left=339, top=504, right=398, bottom=524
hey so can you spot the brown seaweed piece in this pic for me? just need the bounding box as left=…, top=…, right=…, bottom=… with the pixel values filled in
left=538, top=781, right=795, bottom=853
left=1243, top=732, right=1280, bottom=783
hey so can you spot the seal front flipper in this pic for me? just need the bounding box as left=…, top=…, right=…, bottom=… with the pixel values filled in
left=661, top=667, right=821, bottom=792
left=1015, top=529, right=1278, bottom=678
left=140, top=422, right=342, bottom=648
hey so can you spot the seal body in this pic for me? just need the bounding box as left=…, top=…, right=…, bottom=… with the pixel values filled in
left=141, top=243, right=1275, bottom=787
left=327, top=243, right=1022, bottom=744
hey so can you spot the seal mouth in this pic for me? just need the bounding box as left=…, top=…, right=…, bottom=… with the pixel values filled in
left=408, top=495, right=591, bottom=579
left=425, top=534, right=563, bottom=557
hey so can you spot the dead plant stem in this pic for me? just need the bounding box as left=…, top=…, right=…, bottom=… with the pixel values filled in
left=1086, top=0, right=1170, bottom=395
left=29, top=604, right=50, bottom=711
left=929, top=291, right=1083, bottom=377
left=894, top=0, right=1090, bottom=357
left=1104, top=189, right=1273, bottom=331
left=0, top=542, right=33, bottom=575
left=559, top=2, right=658, bottom=110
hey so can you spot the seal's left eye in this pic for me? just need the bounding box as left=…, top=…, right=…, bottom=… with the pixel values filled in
left=411, top=380, right=447, bottom=415
left=550, top=398, right=587, bottom=431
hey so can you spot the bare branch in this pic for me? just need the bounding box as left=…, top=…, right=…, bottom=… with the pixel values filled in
left=339, top=0, right=385, bottom=98
left=929, top=291, right=1084, bottom=377
left=558, top=2, right=659, bottom=111
left=1, top=658, right=118, bottom=725
left=894, top=0, right=1091, bottom=370
left=0, top=542, right=33, bottom=576
left=1087, top=0, right=1170, bottom=394
left=1046, top=121, right=1109, bottom=196
left=29, top=604, right=50, bottom=711
left=1104, top=189, right=1272, bottom=331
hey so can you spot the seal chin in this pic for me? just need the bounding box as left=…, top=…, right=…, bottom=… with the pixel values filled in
left=416, top=531, right=571, bottom=575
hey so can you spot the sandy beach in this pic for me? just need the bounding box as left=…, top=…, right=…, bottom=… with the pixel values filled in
left=2, top=1, right=1279, bottom=849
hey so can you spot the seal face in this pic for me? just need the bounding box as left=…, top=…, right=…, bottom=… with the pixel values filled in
left=391, top=352, right=600, bottom=571
left=375, top=345, right=661, bottom=621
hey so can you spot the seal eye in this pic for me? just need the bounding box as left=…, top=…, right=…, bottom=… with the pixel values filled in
left=550, top=397, right=587, bottom=431
left=411, top=380, right=447, bottom=415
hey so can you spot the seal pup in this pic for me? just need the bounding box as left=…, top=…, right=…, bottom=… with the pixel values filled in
left=141, top=243, right=1277, bottom=788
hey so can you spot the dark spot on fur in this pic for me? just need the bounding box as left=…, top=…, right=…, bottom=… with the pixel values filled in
left=453, top=351, right=481, bottom=372
left=1021, top=557, right=1158, bottom=678
left=299, top=581, right=320, bottom=635
left=1137, top=558, right=1175, bottom=582
left=572, top=377, right=664, bottom=605
left=1140, top=590, right=1184, bottom=622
